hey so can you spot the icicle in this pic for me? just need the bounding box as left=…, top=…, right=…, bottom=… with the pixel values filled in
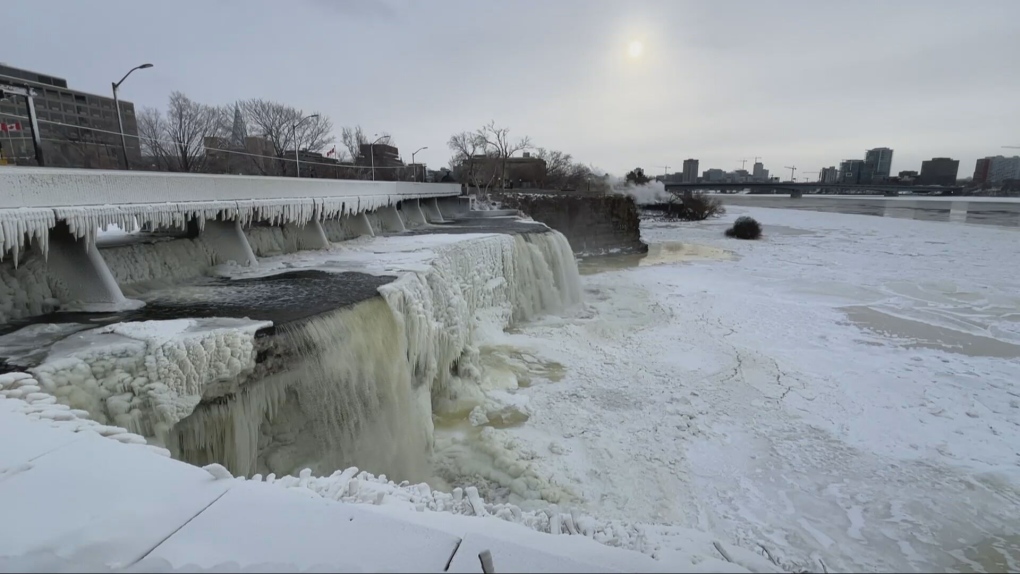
left=0, top=208, right=56, bottom=266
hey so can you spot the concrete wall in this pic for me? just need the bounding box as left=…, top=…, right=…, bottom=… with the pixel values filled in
left=0, top=167, right=460, bottom=208
left=498, top=192, right=647, bottom=255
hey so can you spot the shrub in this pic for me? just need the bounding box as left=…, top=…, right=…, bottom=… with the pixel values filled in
left=725, top=216, right=763, bottom=240
left=678, top=192, right=725, bottom=221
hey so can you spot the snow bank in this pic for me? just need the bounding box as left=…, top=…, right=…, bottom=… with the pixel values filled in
left=24, top=318, right=270, bottom=447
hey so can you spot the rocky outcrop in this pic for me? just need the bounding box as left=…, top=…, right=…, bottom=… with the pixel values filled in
left=497, top=192, right=647, bottom=255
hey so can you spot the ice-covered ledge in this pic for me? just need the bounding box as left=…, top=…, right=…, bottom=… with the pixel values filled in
left=0, top=167, right=461, bottom=252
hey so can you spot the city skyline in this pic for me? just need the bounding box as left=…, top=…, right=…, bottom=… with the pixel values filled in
left=4, top=0, right=1019, bottom=176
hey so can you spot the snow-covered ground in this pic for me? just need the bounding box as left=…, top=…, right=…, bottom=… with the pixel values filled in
left=4, top=206, right=1020, bottom=572
left=456, top=207, right=1020, bottom=572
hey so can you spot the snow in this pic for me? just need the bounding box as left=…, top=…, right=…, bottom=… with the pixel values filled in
left=450, top=206, right=1020, bottom=572
left=4, top=203, right=1018, bottom=572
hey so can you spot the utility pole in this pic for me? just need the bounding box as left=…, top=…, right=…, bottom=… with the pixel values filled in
left=784, top=165, right=797, bottom=181
left=292, top=113, right=320, bottom=178
left=112, top=63, right=153, bottom=170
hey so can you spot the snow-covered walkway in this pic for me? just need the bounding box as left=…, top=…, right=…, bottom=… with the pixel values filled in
left=471, top=207, right=1020, bottom=572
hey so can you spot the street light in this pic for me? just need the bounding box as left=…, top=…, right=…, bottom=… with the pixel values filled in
left=292, top=113, right=320, bottom=178
left=411, top=146, right=428, bottom=182
left=112, top=63, right=153, bottom=170
left=370, top=134, right=386, bottom=181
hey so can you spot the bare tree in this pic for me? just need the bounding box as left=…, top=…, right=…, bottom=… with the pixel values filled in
left=447, top=131, right=485, bottom=192
left=136, top=106, right=169, bottom=170
left=341, top=125, right=367, bottom=162
left=163, top=91, right=225, bottom=172
left=239, top=99, right=334, bottom=175
left=476, top=121, right=531, bottom=190
left=133, top=93, right=227, bottom=173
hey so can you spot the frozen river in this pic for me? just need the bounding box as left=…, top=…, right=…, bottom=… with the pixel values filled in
left=455, top=206, right=1020, bottom=572
left=715, top=194, right=1020, bottom=228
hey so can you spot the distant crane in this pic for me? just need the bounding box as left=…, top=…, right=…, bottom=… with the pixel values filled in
left=1004, top=146, right=1020, bottom=149
left=801, top=170, right=819, bottom=181
left=738, top=159, right=749, bottom=170
left=753, top=156, right=762, bottom=165
left=784, top=165, right=797, bottom=181
left=653, top=165, right=671, bottom=176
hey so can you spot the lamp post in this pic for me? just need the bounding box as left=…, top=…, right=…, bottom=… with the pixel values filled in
left=370, top=134, right=386, bottom=181
left=411, top=146, right=428, bottom=182
left=112, top=63, right=153, bottom=170
left=292, top=113, right=319, bottom=178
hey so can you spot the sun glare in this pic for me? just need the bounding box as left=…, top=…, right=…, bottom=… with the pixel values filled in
left=627, top=40, right=644, bottom=58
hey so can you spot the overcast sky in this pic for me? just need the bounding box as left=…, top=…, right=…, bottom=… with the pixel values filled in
left=6, top=0, right=1019, bottom=177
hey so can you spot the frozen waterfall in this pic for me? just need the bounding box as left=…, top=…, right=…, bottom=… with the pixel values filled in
left=7, top=228, right=582, bottom=485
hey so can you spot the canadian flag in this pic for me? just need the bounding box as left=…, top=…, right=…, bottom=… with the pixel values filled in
left=0, top=122, right=22, bottom=132
left=326, top=146, right=336, bottom=157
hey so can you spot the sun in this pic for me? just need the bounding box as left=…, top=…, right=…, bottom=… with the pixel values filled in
left=627, top=40, right=644, bottom=58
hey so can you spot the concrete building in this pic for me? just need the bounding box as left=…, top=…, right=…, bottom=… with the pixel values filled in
left=702, top=168, right=725, bottom=183
left=863, top=147, right=894, bottom=182
left=973, top=155, right=1020, bottom=184
left=682, top=158, right=699, bottom=183
left=918, top=157, right=960, bottom=186
left=818, top=166, right=839, bottom=183
left=0, top=64, right=141, bottom=169
left=455, top=151, right=547, bottom=189
left=838, top=159, right=866, bottom=184
left=973, top=158, right=992, bottom=184
left=752, top=162, right=769, bottom=182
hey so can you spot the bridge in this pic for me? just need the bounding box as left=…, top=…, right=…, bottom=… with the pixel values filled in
left=0, top=166, right=465, bottom=314
left=663, top=181, right=965, bottom=197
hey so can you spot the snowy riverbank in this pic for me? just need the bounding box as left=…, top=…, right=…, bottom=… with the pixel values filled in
left=455, top=207, right=1020, bottom=572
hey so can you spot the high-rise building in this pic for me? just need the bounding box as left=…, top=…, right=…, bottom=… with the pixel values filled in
left=0, top=63, right=141, bottom=169
left=973, top=158, right=992, bottom=184
left=702, top=168, right=725, bottom=182
left=752, top=162, right=769, bottom=182
left=863, top=147, right=894, bottom=182
left=973, top=155, right=1020, bottom=184
left=682, top=158, right=699, bottom=183
left=918, top=157, right=960, bottom=186
left=818, top=166, right=839, bottom=183
left=838, top=159, right=866, bottom=184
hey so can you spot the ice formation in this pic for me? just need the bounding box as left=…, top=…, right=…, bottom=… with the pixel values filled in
left=0, top=207, right=54, bottom=267
left=0, top=252, right=69, bottom=324
left=24, top=318, right=269, bottom=447
left=0, top=371, right=168, bottom=457
left=170, top=230, right=582, bottom=486
left=101, top=237, right=220, bottom=293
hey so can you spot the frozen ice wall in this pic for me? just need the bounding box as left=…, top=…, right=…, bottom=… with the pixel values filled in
left=0, top=253, right=69, bottom=324
left=101, top=238, right=220, bottom=295
left=25, top=318, right=269, bottom=447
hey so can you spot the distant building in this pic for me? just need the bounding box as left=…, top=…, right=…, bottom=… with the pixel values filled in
left=863, top=147, right=894, bottom=182
left=973, top=155, right=1020, bottom=185
left=973, top=158, right=992, bottom=184
left=918, top=157, right=960, bottom=186
left=455, top=151, right=547, bottom=188
left=818, top=166, right=839, bottom=183
left=702, top=168, right=725, bottom=182
left=752, top=162, right=769, bottom=182
left=682, top=158, right=699, bottom=183
left=838, top=159, right=866, bottom=184
left=0, top=63, right=141, bottom=169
